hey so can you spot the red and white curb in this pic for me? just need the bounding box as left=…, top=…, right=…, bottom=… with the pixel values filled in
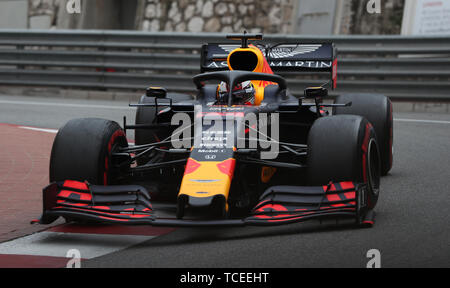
left=0, top=224, right=174, bottom=268
left=0, top=125, right=164, bottom=267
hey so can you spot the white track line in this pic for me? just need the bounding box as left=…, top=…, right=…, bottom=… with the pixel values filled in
left=0, top=224, right=174, bottom=267
left=19, top=126, right=59, bottom=134
left=17, top=119, right=450, bottom=131
left=394, top=118, right=450, bottom=125
left=2, top=99, right=449, bottom=124
left=0, top=99, right=131, bottom=110
left=0, top=231, right=154, bottom=260
left=18, top=126, right=135, bottom=145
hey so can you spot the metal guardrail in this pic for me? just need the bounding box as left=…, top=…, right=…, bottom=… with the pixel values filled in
left=0, top=29, right=449, bottom=101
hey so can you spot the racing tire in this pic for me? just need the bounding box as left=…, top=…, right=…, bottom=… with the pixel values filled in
left=333, top=94, right=393, bottom=176
left=307, top=115, right=381, bottom=209
left=135, top=93, right=193, bottom=145
left=50, top=118, right=128, bottom=185
left=135, top=93, right=192, bottom=165
left=135, top=95, right=163, bottom=146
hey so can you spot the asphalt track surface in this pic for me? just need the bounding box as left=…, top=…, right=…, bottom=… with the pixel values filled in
left=0, top=95, right=449, bottom=268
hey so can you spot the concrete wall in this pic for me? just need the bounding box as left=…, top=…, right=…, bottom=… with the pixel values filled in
left=74, top=0, right=138, bottom=30
left=0, top=0, right=28, bottom=29
left=25, top=0, right=138, bottom=30
left=293, top=0, right=338, bottom=35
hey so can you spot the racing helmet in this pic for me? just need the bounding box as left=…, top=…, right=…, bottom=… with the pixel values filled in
left=216, top=81, right=256, bottom=105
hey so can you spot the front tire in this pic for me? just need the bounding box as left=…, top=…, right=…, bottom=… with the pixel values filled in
left=50, top=118, right=128, bottom=185
left=307, top=115, right=381, bottom=209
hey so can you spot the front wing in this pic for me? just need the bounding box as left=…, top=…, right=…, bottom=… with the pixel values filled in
left=35, top=180, right=375, bottom=227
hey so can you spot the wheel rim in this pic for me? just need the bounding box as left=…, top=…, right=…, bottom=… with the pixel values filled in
left=367, top=138, right=381, bottom=196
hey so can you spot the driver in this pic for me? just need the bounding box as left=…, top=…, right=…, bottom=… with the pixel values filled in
left=216, top=80, right=256, bottom=105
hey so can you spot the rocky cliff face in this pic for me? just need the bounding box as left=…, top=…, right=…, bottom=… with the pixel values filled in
left=141, top=0, right=296, bottom=34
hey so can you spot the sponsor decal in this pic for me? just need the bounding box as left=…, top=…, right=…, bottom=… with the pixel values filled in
left=266, top=44, right=322, bottom=59
left=269, top=60, right=332, bottom=68
left=218, top=44, right=322, bottom=59
left=189, top=179, right=221, bottom=183
left=206, top=60, right=332, bottom=69
left=171, top=106, right=280, bottom=160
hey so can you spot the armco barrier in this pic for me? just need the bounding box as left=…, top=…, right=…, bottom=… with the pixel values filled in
left=0, top=29, right=449, bottom=101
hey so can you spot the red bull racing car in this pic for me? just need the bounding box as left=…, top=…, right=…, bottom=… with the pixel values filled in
left=35, top=33, right=393, bottom=228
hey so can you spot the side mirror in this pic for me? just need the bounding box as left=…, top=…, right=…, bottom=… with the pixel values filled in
left=146, top=87, right=167, bottom=98
left=304, top=87, right=328, bottom=99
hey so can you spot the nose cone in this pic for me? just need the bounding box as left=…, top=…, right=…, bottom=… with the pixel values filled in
left=177, top=149, right=236, bottom=218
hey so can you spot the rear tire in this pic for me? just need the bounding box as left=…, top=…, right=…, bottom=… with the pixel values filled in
left=135, top=96, right=163, bottom=146
left=333, top=93, right=393, bottom=176
left=307, top=115, right=381, bottom=209
left=50, top=118, right=128, bottom=185
left=134, top=93, right=191, bottom=166
left=134, top=96, right=170, bottom=166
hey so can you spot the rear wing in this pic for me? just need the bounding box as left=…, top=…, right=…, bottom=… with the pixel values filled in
left=201, top=43, right=338, bottom=89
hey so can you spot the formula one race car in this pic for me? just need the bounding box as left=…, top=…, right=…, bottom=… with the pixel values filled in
left=35, top=33, right=393, bottom=228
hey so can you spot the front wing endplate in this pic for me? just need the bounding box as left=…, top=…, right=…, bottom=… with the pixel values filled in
left=36, top=181, right=372, bottom=227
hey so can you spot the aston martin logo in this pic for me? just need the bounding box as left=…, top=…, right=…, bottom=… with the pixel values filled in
left=217, top=44, right=322, bottom=59
left=266, top=44, right=322, bottom=59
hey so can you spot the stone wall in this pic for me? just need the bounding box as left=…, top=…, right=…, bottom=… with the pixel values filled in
left=141, top=0, right=296, bottom=34
left=28, top=0, right=60, bottom=28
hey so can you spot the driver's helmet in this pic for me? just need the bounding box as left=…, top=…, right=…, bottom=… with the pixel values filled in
left=216, top=81, right=256, bottom=105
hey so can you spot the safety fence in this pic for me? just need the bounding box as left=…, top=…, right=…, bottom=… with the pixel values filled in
left=0, top=29, right=449, bottom=100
